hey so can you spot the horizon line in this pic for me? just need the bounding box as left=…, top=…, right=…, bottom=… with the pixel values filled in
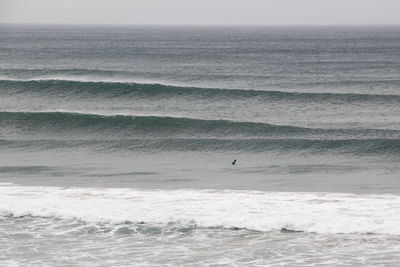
left=1, top=22, right=400, bottom=27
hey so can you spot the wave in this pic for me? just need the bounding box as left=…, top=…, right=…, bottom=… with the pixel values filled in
left=0, top=67, right=140, bottom=75
left=0, top=165, right=53, bottom=174
left=279, top=79, right=400, bottom=89
left=1, top=138, right=399, bottom=155
left=1, top=111, right=399, bottom=140
left=1, top=184, right=400, bottom=235
left=1, top=79, right=400, bottom=103
left=2, top=66, right=400, bottom=89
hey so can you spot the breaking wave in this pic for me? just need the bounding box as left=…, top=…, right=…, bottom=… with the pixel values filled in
left=1, top=184, right=400, bottom=235
left=1, top=111, right=399, bottom=140
left=1, top=79, right=400, bottom=103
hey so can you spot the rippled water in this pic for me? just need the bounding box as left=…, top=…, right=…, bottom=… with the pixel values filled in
left=2, top=216, right=400, bottom=266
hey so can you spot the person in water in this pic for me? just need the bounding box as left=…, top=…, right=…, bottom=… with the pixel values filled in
left=232, top=159, right=236, bottom=165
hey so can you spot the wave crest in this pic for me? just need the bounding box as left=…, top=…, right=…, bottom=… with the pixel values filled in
left=1, top=79, right=400, bottom=103
left=1, top=111, right=399, bottom=140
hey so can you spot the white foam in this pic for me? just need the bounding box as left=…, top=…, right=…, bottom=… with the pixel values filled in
left=0, top=75, right=182, bottom=87
left=0, top=108, right=191, bottom=119
left=0, top=183, right=15, bottom=186
left=1, top=185, right=399, bottom=235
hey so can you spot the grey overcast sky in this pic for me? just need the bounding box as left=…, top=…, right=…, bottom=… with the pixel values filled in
left=1, top=0, right=400, bottom=25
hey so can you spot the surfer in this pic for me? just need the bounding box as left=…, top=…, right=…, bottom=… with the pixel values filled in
left=232, top=159, right=236, bottom=165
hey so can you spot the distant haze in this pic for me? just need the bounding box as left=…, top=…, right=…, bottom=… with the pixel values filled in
left=1, top=0, right=400, bottom=25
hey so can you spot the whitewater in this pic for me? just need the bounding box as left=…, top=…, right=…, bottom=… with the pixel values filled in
left=2, top=183, right=400, bottom=235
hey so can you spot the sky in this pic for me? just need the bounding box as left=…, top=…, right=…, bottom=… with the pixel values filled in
left=1, top=0, right=400, bottom=25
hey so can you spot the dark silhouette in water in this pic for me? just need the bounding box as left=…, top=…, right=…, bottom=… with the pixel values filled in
left=232, top=159, right=236, bottom=165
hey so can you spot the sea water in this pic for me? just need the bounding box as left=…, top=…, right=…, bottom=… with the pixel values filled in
left=0, top=24, right=400, bottom=266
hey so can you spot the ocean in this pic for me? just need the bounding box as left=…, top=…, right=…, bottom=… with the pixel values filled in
left=0, top=24, right=400, bottom=266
